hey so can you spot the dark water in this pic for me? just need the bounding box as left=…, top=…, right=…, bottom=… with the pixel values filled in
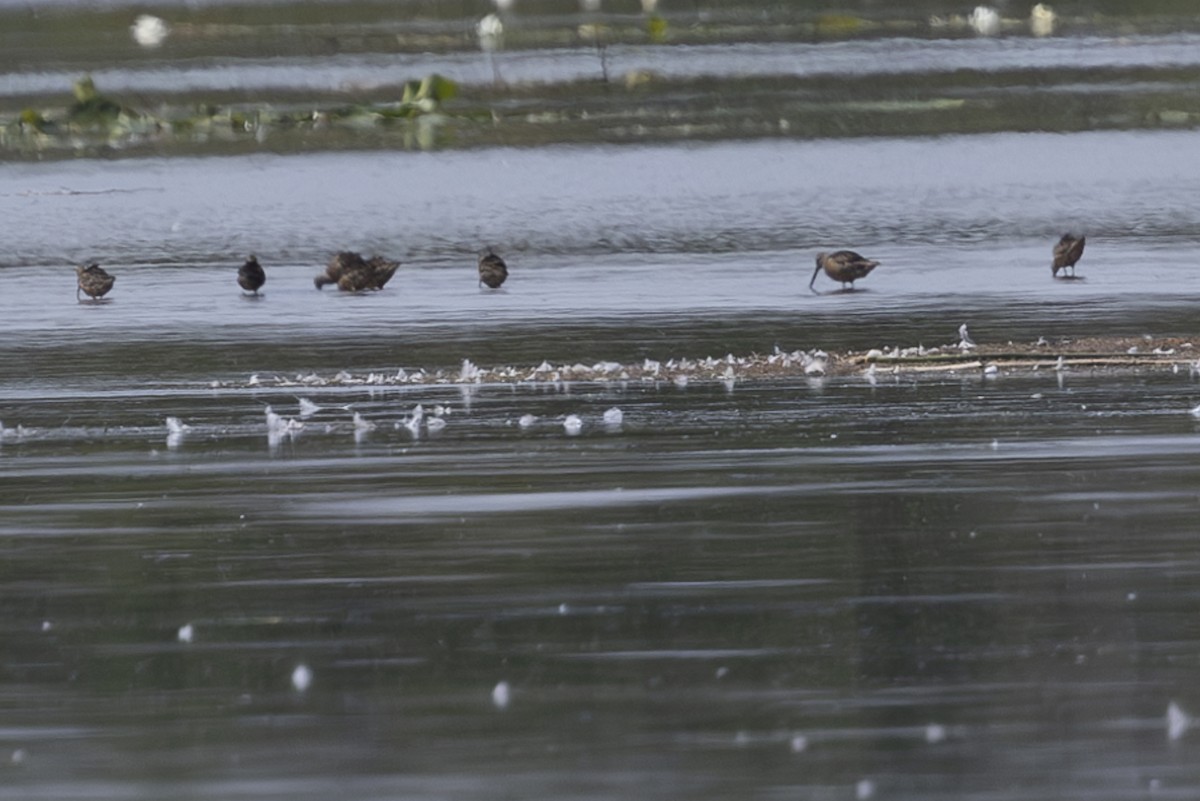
left=4, top=3, right=1200, bottom=799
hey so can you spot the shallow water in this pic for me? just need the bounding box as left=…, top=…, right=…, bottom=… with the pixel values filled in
left=9, top=34, right=1200, bottom=98
left=3, top=129, right=1200, bottom=799
left=4, top=371, right=1200, bottom=800
left=5, top=5, right=1200, bottom=797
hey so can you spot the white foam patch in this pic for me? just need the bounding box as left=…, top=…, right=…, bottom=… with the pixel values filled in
left=291, top=664, right=313, bottom=693
left=492, top=680, right=511, bottom=710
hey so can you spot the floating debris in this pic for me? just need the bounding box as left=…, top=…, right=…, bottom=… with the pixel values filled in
left=131, top=14, right=170, bottom=48
left=1168, top=701, right=1191, bottom=741
left=968, top=5, right=1001, bottom=36
left=177, top=623, right=194, bottom=643
left=518, top=413, right=538, bottom=429
left=1030, top=3, right=1056, bottom=36
left=165, top=416, right=190, bottom=449
left=460, top=359, right=482, bottom=383
left=803, top=350, right=828, bottom=376
left=265, top=406, right=304, bottom=439
left=399, top=404, right=425, bottom=437
left=209, top=337, right=1197, bottom=394
left=563, top=414, right=583, bottom=435
left=291, top=664, right=313, bottom=693
left=602, top=407, right=624, bottom=426
left=298, top=398, right=321, bottom=418
left=477, top=13, right=504, bottom=52
left=492, top=680, right=511, bottom=710
left=958, top=323, right=976, bottom=350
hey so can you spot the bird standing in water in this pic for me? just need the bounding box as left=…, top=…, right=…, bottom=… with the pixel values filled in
left=314, top=251, right=400, bottom=291
left=1051, top=234, right=1085, bottom=278
left=478, top=249, right=508, bottom=289
left=237, top=255, right=266, bottom=295
left=76, top=263, right=115, bottom=300
left=810, top=251, right=879, bottom=291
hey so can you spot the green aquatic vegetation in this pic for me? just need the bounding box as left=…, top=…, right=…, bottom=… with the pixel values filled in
left=1, top=73, right=463, bottom=156
left=814, top=14, right=867, bottom=36
left=67, top=75, right=135, bottom=130
left=645, top=14, right=668, bottom=43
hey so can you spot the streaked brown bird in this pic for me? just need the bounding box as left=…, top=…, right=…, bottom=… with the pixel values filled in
left=314, top=251, right=400, bottom=292
left=478, top=249, right=508, bottom=289
left=237, top=254, right=266, bottom=294
left=1051, top=234, right=1085, bottom=278
left=810, top=250, right=879, bottom=291
left=76, top=263, right=115, bottom=300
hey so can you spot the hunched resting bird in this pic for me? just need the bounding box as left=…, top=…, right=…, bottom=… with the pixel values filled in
left=1051, top=234, right=1085, bottom=278
left=478, top=249, right=508, bottom=289
left=76, top=263, right=115, bottom=300
left=810, top=250, right=879, bottom=291
left=237, top=254, right=266, bottom=294
left=314, top=251, right=400, bottom=291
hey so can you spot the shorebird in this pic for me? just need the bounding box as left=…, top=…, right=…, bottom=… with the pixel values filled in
left=76, top=263, right=115, bottom=300
left=314, top=251, right=400, bottom=291
left=810, top=251, right=879, bottom=291
left=1051, top=234, right=1085, bottom=278
left=478, top=249, right=509, bottom=289
left=237, top=254, right=266, bottom=295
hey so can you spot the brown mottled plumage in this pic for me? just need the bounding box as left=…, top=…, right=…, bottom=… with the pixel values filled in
left=314, top=251, right=400, bottom=291
left=1051, top=234, right=1085, bottom=278
left=76, top=263, right=115, bottom=300
left=478, top=249, right=508, bottom=289
left=810, top=250, right=879, bottom=291
left=237, top=255, right=266, bottom=294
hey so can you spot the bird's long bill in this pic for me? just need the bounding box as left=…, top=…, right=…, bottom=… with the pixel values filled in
left=808, top=263, right=823, bottom=289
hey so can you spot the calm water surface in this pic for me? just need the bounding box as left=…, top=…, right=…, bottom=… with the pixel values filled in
left=3, top=24, right=1200, bottom=801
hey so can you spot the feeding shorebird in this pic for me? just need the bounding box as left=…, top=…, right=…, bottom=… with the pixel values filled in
left=314, top=251, right=400, bottom=291
left=76, top=263, right=115, bottom=300
left=810, top=251, right=879, bottom=291
left=237, top=254, right=266, bottom=295
left=478, top=249, right=509, bottom=289
left=1051, top=234, right=1086, bottom=278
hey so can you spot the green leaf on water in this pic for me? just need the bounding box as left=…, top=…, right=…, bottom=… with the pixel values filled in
left=646, top=15, right=667, bottom=43
left=815, top=14, right=865, bottom=35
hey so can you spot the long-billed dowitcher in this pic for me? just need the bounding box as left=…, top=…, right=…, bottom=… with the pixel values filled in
left=810, top=251, right=879, bottom=291
left=314, top=251, right=400, bottom=291
left=237, top=254, right=266, bottom=294
left=478, top=249, right=509, bottom=289
left=76, top=263, right=115, bottom=300
left=1051, top=234, right=1085, bottom=278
